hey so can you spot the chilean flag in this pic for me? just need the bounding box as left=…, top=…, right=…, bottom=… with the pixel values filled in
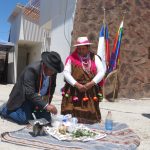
left=97, top=24, right=110, bottom=86
left=97, top=24, right=110, bottom=70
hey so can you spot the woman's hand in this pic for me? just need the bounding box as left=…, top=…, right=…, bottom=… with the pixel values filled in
left=74, top=82, right=87, bottom=92
left=85, top=81, right=95, bottom=90
left=46, top=104, right=57, bottom=115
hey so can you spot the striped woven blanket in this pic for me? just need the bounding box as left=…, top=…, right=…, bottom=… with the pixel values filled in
left=1, top=122, right=140, bottom=150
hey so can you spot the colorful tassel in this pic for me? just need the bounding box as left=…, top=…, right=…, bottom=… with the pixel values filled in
left=82, top=92, right=89, bottom=101
left=82, top=97, right=89, bottom=101
left=98, top=93, right=103, bottom=97
left=93, top=96, right=98, bottom=101
left=62, top=91, right=65, bottom=96
left=98, top=92, right=103, bottom=102
left=72, top=96, right=79, bottom=101
left=64, top=87, right=71, bottom=98
left=65, top=93, right=69, bottom=98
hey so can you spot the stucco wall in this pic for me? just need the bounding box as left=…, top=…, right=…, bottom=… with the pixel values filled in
left=72, top=0, right=150, bottom=98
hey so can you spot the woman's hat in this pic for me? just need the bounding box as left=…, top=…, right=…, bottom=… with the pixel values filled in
left=41, top=51, right=64, bottom=73
left=73, top=37, right=93, bottom=47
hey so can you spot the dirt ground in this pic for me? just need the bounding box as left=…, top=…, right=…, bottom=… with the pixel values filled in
left=0, top=84, right=150, bottom=150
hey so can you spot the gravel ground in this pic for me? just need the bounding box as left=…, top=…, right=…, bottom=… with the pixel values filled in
left=0, top=84, right=150, bottom=150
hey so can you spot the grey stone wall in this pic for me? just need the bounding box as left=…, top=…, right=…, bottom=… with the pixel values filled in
left=72, top=0, right=150, bottom=98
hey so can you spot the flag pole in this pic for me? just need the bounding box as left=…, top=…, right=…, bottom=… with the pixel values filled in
left=112, top=10, right=126, bottom=101
left=102, top=5, right=106, bottom=66
left=102, top=5, right=106, bottom=101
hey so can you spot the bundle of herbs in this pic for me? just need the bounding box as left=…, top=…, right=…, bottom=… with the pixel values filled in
left=72, top=129, right=97, bottom=138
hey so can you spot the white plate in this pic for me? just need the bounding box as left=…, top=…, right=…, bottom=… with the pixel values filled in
left=44, top=124, right=106, bottom=142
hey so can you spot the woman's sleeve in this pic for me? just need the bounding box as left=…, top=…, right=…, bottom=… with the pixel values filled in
left=63, top=59, right=77, bottom=86
left=92, top=55, right=106, bottom=84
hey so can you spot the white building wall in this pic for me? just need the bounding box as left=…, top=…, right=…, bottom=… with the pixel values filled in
left=17, top=43, right=42, bottom=77
left=23, top=16, right=48, bottom=42
left=50, top=18, right=73, bottom=94
left=9, top=10, right=48, bottom=83
left=28, top=44, right=42, bottom=63
left=9, top=13, right=22, bottom=44
left=7, top=47, right=15, bottom=83
left=17, top=46, right=28, bottom=77
left=40, top=0, right=76, bottom=94
left=9, top=13, right=23, bottom=83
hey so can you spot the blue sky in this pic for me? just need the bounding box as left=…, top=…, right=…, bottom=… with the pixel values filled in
left=0, top=0, right=27, bottom=41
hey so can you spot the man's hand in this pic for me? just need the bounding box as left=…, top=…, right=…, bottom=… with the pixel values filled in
left=74, top=82, right=86, bottom=92
left=85, top=81, right=95, bottom=90
left=46, top=104, right=57, bottom=115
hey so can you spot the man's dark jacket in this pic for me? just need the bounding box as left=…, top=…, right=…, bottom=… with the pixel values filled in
left=7, top=61, right=56, bottom=111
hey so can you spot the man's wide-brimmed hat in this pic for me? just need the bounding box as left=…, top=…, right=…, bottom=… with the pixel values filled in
left=41, top=51, right=64, bottom=73
left=73, top=37, right=93, bottom=47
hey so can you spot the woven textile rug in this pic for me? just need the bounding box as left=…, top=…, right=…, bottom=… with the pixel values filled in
left=1, top=123, right=140, bottom=150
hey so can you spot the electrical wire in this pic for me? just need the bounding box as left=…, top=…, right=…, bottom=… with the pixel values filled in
left=64, top=0, right=71, bottom=47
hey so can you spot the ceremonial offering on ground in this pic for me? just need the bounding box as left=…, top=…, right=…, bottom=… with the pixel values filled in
left=44, top=114, right=106, bottom=141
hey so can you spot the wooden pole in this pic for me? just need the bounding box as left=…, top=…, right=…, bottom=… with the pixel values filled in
left=112, top=10, right=126, bottom=101
left=102, top=3, right=106, bottom=101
